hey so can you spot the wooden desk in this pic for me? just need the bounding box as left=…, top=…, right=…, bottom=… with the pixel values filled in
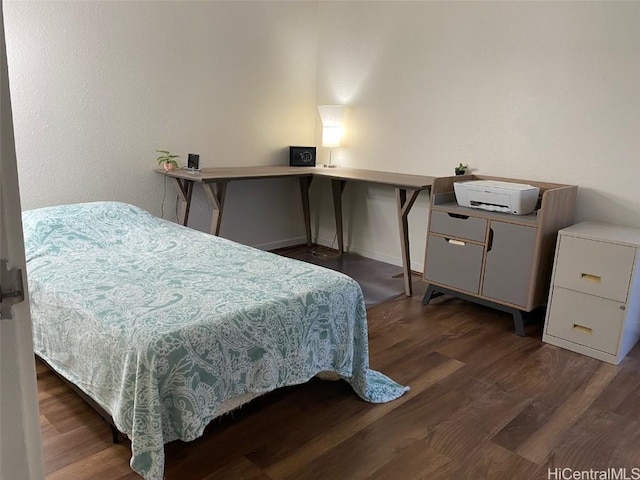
left=313, top=168, right=435, bottom=296
left=156, top=166, right=315, bottom=245
left=157, top=166, right=435, bottom=296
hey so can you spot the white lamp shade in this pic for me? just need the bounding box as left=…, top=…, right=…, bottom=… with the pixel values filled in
left=318, top=105, right=348, bottom=150
left=322, top=126, right=342, bottom=147
left=318, top=105, right=348, bottom=127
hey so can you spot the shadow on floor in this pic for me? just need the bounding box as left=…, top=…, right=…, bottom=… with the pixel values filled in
left=278, top=248, right=405, bottom=308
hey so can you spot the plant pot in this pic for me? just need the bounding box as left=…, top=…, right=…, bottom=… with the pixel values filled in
left=163, top=162, right=176, bottom=172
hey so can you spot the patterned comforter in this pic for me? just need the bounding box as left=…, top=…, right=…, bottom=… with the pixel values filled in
left=22, top=202, right=408, bottom=479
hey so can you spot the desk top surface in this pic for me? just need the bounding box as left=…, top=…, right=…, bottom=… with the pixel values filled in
left=157, top=166, right=436, bottom=189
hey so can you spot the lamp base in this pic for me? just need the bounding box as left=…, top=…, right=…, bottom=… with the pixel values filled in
left=322, top=164, right=338, bottom=168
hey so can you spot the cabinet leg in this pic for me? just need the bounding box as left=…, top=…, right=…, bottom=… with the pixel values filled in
left=512, top=310, right=526, bottom=337
left=422, top=284, right=444, bottom=305
left=422, top=284, right=529, bottom=336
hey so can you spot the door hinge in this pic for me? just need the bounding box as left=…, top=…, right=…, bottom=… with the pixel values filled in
left=1, top=259, right=25, bottom=320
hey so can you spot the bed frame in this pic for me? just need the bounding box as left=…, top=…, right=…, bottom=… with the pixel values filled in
left=37, top=354, right=268, bottom=447
left=37, top=355, right=121, bottom=443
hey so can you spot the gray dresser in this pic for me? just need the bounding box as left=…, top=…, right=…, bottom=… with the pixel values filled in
left=422, top=175, right=577, bottom=335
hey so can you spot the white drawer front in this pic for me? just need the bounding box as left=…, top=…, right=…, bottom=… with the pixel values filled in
left=545, top=287, right=625, bottom=355
left=554, top=235, right=635, bottom=302
left=429, top=210, right=487, bottom=243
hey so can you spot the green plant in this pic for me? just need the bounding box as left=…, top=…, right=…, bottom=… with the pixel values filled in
left=156, top=150, right=180, bottom=169
left=455, top=163, right=468, bottom=175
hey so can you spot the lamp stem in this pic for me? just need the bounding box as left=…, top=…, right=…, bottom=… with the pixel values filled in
left=329, top=148, right=332, bottom=167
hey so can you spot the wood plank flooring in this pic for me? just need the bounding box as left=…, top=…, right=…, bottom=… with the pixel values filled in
left=37, top=277, right=640, bottom=479
left=272, top=246, right=406, bottom=307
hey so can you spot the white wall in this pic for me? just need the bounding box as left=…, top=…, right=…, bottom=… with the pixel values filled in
left=4, top=0, right=319, bottom=248
left=5, top=1, right=640, bottom=268
left=315, top=1, right=640, bottom=271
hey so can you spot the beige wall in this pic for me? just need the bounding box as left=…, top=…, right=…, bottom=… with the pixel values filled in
left=5, top=1, right=640, bottom=268
left=315, top=1, right=640, bottom=270
left=4, top=0, right=319, bottom=249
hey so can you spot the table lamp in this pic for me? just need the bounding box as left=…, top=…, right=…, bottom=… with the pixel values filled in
left=318, top=105, right=348, bottom=168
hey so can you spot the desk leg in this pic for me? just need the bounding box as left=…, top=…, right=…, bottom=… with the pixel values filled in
left=299, top=176, right=313, bottom=247
left=331, top=179, right=347, bottom=253
left=202, top=182, right=228, bottom=236
left=396, top=188, right=421, bottom=296
left=169, top=177, right=194, bottom=227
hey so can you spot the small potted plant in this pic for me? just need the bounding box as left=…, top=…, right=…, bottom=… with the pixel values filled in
left=157, top=150, right=180, bottom=171
left=455, top=163, right=468, bottom=175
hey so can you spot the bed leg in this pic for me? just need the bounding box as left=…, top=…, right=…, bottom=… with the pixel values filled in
left=110, top=424, right=120, bottom=444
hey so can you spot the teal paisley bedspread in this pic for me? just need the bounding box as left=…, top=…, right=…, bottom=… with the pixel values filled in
left=22, top=202, right=408, bottom=479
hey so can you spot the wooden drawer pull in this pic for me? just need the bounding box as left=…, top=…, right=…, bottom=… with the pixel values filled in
left=580, top=273, right=601, bottom=283
left=446, top=239, right=466, bottom=246
left=573, top=324, right=593, bottom=335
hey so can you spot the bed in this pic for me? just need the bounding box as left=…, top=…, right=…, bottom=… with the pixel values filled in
left=23, top=201, right=408, bottom=480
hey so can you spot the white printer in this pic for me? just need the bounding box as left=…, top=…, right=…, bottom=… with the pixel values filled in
left=453, top=180, right=540, bottom=215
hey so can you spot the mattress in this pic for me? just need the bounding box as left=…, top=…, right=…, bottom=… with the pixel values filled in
left=23, top=201, right=408, bottom=479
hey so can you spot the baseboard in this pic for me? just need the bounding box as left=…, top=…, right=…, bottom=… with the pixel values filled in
left=314, top=236, right=339, bottom=251
left=253, top=236, right=308, bottom=251
left=315, top=237, right=424, bottom=274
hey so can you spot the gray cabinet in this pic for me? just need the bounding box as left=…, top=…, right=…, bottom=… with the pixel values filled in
left=543, top=223, right=640, bottom=364
left=423, top=175, right=577, bottom=336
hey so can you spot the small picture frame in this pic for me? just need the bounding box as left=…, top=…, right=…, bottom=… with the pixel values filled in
left=289, top=146, right=316, bottom=167
left=188, top=153, right=200, bottom=171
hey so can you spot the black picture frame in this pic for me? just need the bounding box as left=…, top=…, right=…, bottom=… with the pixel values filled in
left=188, top=153, right=200, bottom=171
left=289, top=146, right=316, bottom=167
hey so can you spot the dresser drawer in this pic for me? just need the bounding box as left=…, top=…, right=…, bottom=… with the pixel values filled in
left=553, top=236, right=635, bottom=302
left=424, top=235, right=484, bottom=294
left=429, top=210, right=487, bottom=243
left=545, top=287, right=624, bottom=355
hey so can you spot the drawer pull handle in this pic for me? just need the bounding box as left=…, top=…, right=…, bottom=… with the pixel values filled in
left=447, top=213, right=469, bottom=220
left=580, top=273, right=601, bottom=284
left=446, top=239, right=466, bottom=246
left=573, top=324, right=593, bottom=335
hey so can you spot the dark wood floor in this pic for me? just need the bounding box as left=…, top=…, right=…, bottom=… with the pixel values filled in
left=272, top=245, right=406, bottom=307
left=37, top=277, right=640, bottom=479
